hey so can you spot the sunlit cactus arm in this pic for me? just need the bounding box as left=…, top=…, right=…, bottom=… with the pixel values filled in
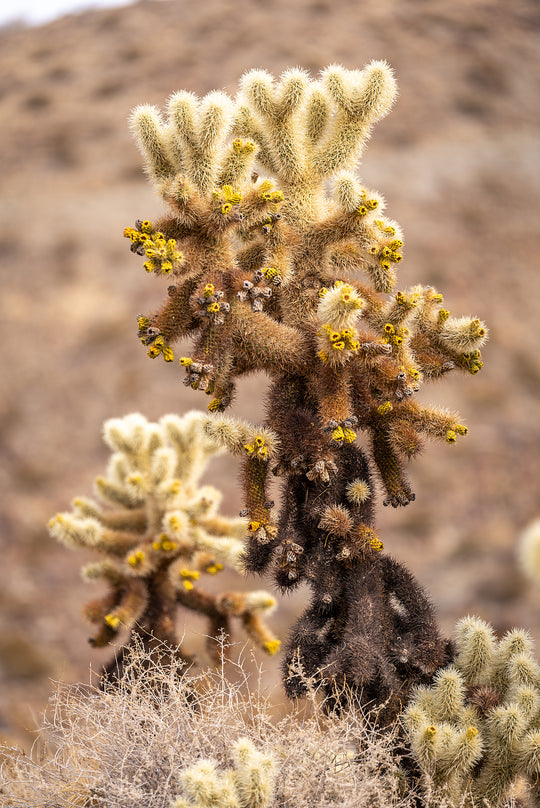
left=197, top=514, right=249, bottom=540
left=166, top=90, right=235, bottom=196
left=305, top=177, right=385, bottom=250
left=233, top=100, right=280, bottom=176
left=238, top=67, right=311, bottom=187
left=330, top=217, right=404, bottom=293
left=129, top=104, right=177, bottom=185
left=230, top=737, right=276, bottom=808
left=48, top=513, right=140, bottom=555
left=310, top=62, right=398, bottom=179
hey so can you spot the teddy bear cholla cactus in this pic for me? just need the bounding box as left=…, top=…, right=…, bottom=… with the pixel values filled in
left=172, top=738, right=275, bottom=808
left=402, top=616, right=540, bottom=808
left=48, top=412, right=279, bottom=671
left=124, top=64, right=486, bottom=716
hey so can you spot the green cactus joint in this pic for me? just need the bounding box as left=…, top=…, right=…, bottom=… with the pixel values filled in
left=124, top=64, right=488, bottom=721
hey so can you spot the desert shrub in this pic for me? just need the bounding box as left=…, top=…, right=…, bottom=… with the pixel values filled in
left=0, top=642, right=413, bottom=808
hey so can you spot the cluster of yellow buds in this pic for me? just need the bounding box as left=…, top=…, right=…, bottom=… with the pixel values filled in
left=318, top=323, right=360, bottom=362
left=212, top=184, right=243, bottom=214
left=438, top=307, right=450, bottom=324
left=191, top=282, right=231, bottom=325
left=104, top=613, right=121, bottom=630
left=205, top=561, right=224, bottom=575
left=152, top=534, right=178, bottom=553
left=357, top=525, right=384, bottom=552
left=370, top=536, right=384, bottom=551
left=395, top=289, right=420, bottom=311
left=127, top=549, right=145, bottom=568
left=377, top=401, right=393, bottom=416
left=231, top=137, right=257, bottom=155
left=147, top=335, right=174, bottom=362
left=374, top=218, right=397, bottom=235
left=459, top=349, right=484, bottom=375
left=124, top=221, right=183, bottom=275
left=355, top=190, right=379, bottom=216
left=263, top=639, right=281, bottom=656
left=179, top=568, right=200, bottom=591
left=369, top=240, right=403, bottom=271
left=257, top=179, right=284, bottom=204
left=446, top=424, right=468, bottom=443
left=382, top=322, right=409, bottom=348
left=331, top=424, right=357, bottom=443
left=244, top=435, right=269, bottom=459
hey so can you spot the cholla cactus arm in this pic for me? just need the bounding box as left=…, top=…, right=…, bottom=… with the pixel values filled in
left=404, top=617, right=540, bottom=808
left=370, top=429, right=415, bottom=508
left=49, top=412, right=278, bottom=673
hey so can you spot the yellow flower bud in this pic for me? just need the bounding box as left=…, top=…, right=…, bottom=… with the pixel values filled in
left=377, top=401, right=393, bottom=416
left=263, top=639, right=281, bottom=656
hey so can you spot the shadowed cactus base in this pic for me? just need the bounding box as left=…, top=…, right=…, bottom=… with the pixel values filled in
left=124, top=64, right=487, bottom=717
left=48, top=411, right=279, bottom=675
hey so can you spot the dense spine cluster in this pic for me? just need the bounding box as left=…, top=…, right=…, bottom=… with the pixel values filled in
left=403, top=617, right=540, bottom=807
left=172, top=738, right=275, bottom=808
left=125, top=64, right=486, bottom=716
left=49, top=412, right=279, bottom=672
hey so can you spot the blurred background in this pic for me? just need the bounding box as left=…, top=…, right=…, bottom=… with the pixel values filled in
left=0, top=0, right=539, bottom=749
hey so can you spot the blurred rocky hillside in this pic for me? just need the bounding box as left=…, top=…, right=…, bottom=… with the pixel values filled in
left=0, top=0, right=539, bottom=748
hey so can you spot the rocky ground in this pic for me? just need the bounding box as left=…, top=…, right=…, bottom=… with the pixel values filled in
left=0, top=0, right=539, bottom=748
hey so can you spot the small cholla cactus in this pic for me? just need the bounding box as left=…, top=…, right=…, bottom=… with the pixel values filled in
left=172, top=738, right=275, bottom=808
left=124, top=64, right=487, bottom=717
left=48, top=412, right=279, bottom=674
left=403, top=616, right=540, bottom=807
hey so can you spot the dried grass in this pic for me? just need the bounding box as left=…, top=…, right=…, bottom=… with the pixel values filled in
left=0, top=638, right=416, bottom=808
